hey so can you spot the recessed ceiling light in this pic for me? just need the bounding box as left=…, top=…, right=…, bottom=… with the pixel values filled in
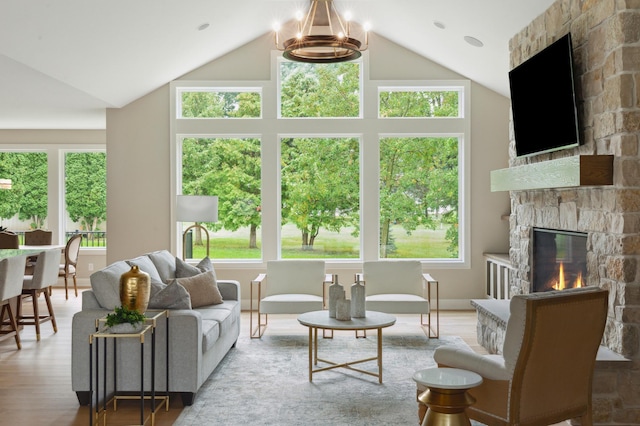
left=464, top=36, right=484, bottom=47
left=433, top=21, right=446, bottom=30
left=198, top=23, right=210, bottom=31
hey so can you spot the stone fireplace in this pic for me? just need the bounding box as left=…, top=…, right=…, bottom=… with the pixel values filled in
left=503, top=1, right=640, bottom=424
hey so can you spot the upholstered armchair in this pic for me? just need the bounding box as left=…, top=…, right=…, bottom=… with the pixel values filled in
left=360, top=260, right=432, bottom=333
left=433, top=286, right=608, bottom=426
left=250, top=260, right=331, bottom=338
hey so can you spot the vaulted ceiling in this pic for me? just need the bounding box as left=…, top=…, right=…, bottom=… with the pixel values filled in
left=0, top=0, right=555, bottom=129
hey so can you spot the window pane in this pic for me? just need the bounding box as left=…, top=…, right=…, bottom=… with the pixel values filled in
left=280, top=137, right=360, bottom=259
left=0, top=152, right=48, bottom=236
left=180, top=90, right=261, bottom=118
left=65, top=152, right=107, bottom=247
left=182, top=138, right=262, bottom=259
left=379, top=137, right=459, bottom=259
left=280, top=61, right=360, bottom=118
left=379, top=90, right=460, bottom=117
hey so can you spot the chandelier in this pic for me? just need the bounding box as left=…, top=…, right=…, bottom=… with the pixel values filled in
left=273, top=0, right=370, bottom=63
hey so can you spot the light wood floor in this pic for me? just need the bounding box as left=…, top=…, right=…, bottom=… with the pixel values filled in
left=0, top=289, right=546, bottom=425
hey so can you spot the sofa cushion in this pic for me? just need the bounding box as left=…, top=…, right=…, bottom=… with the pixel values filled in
left=176, top=256, right=214, bottom=279
left=126, top=255, right=163, bottom=283
left=174, top=270, right=223, bottom=308
left=89, top=261, right=131, bottom=309
left=147, top=250, right=176, bottom=283
left=148, top=281, right=192, bottom=310
left=197, top=304, right=236, bottom=352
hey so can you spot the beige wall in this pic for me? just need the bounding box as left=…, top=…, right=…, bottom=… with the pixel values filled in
left=105, top=32, right=511, bottom=308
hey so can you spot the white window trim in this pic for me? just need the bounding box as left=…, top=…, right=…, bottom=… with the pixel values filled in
left=170, top=52, right=471, bottom=269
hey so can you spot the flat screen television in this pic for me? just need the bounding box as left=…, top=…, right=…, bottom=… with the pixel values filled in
left=509, top=33, right=581, bottom=157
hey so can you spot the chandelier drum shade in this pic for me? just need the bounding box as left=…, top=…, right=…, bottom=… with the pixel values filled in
left=274, top=0, right=370, bottom=64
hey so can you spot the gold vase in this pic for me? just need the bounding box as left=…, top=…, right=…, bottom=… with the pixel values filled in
left=119, top=265, right=151, bottom=313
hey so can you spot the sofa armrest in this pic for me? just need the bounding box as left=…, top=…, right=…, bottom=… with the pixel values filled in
left=218, top=279, right=240, bottom=301
left=81, top=290, right=103, bottom=310
left=71, top=308, right=111, bottom=391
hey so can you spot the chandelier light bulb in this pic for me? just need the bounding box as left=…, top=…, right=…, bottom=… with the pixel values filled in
left=273, top=22, right=281, bottom=32
left=338, top=32, right=345, bottom=39
left=344, top=11, right=352, bottom=21
left=296, top=32, right=303, bottom=40
left=363, top=22, right=371, bottom=32
left=295, top=10, right=304, bottom=21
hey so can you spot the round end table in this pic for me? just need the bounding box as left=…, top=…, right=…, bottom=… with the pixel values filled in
left=412, top=367, right=483, bottom=426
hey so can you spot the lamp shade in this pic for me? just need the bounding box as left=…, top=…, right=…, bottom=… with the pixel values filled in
left=176, top=195, right=218, bottom=222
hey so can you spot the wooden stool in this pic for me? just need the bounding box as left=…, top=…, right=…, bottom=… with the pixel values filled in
left=412, top=367, right=483, bottom=426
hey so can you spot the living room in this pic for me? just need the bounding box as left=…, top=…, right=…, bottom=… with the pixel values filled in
left=2, top=0, right=638, bottom=425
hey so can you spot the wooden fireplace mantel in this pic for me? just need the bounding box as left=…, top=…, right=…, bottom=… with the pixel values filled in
left=490, top=155, right=614, bottom=192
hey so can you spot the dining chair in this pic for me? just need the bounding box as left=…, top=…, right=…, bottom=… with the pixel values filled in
left=23, top=229, right=53, bottom=245
left=0, top=255, right=28, bottom=349
left=0, top=231, right=19, bottom=249
left=59, top=234, right=82, bottom=299
left=18, top=249, right=61, bottom=341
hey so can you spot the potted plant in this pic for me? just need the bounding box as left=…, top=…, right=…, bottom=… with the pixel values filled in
left=104, top=305, right=146, bottom=333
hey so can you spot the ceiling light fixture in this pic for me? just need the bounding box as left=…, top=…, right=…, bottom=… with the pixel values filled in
left=273, top=0, right=370, bottom=63
left=464, top=36, right=484, bottom=47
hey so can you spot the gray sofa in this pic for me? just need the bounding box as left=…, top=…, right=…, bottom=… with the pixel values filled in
left=71, top=249, right=241, bottom=406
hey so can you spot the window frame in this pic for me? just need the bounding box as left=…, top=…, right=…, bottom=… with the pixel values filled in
left=170, top=52, right=470, bottom=269
left=0, top=145, right=106, bottom=255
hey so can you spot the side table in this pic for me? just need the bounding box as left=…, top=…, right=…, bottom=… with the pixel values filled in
left=89, top=310, right=169, bottom=426
left=412, top=367, right=483, bottom=426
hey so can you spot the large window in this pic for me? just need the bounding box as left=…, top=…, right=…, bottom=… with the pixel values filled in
left=379, top=137, right=459, bottom=259
left=171, top=53, right=469, bottom=265
left=180, top=137, right=261, bottom=259
left=280, top=137, right=360, bottom=259
left=0, top=152, right=48, bottom=230
left=0, top=148, right=106, bottom=248
left=64, top=152, right=107, bottom=247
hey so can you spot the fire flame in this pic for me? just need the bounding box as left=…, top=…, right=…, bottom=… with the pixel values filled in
left=552, top=263, right=583, bottom=290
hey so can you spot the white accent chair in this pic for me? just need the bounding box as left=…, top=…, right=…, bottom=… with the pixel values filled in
left=0, top=255, right=28, bottom=349
left=433, top=286, right=608, bottom=426
left=18, top=249, right=61, bottom=341
left=250, top=260, right=332, bottom=338
left=360, top=260, right=434, bottom=336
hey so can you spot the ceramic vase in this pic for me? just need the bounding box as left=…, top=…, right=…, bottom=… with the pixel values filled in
left=336, top=298, right=351, bottom=321
left=351, top=280, right=366, bottom=318
left=119, top=265, right=151, bottom=313
left=328, top=274, right=344, bottom=318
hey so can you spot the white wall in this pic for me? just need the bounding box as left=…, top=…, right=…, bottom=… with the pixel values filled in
left=106, top=32, right=512, bottom=307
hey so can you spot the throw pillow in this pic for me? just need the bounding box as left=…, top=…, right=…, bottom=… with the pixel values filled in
left=174, top=270, right=223, bottom=308
left=175, top=256, right=215, bottom=279
left=90, top=261, right=131, bottom=309
left=148, top=281, right=192, bottom=310
left=147, top=250, right=176, bottom=283
left=126, top=255, right=163, bottom=283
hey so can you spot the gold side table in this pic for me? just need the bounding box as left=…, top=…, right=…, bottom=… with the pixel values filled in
left=89, top=310, right=169, bottom=426
left=413, top=367, right=483, bottom=426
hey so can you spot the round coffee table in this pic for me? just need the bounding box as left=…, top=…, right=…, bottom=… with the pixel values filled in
left=297, top=310, right=396, bottom=383
left=412, top=367, right=483, bottom=426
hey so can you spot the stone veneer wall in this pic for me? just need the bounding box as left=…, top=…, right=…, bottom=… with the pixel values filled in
left=507, top=0, right=640, bottom=423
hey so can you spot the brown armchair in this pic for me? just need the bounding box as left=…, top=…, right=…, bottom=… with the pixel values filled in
left=433, top=286, right=608, bottom=426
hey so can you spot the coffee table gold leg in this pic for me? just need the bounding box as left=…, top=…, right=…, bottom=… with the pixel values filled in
left=377, top=328, right=383, bottom=383
left=308, top=327, right=313, bottom=382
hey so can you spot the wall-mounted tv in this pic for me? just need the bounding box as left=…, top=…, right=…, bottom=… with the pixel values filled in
left=509, top=33, right=581, bottom=158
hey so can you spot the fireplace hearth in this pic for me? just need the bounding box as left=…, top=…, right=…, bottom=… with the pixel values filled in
left=531, top=228, right=587, bottom=293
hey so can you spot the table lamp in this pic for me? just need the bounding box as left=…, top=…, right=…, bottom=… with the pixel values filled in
left=176, top=195, right=218, bottom=259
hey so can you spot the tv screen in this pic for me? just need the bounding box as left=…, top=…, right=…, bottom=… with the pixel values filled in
left=509, top=33, right=581, bottom=157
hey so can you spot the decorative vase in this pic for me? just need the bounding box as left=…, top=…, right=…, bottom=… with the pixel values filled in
left=119, top=265, right=151, bottom=313
left=328, top=274, right=345, bottom=318
left=336, top=298, right=351, bottom=321
left=351, top=279, right=366, bottom=318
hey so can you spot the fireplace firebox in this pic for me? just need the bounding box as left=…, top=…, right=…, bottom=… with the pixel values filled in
left=531, top=228, right=587, bottom=293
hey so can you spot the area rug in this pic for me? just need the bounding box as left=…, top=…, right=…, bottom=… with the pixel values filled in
left=174, top=319, right=473, bottom=426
